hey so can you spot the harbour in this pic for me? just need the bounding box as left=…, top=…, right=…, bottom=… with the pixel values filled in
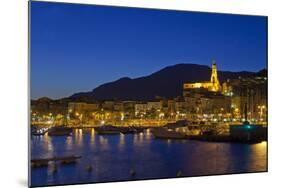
left=30, top=128, right=267, bottom=186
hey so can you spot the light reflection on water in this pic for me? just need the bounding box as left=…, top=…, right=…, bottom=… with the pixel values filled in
left=145, top=129, right=152, bottom=140
left=77, top=129, right=83, bottom=147
left=31, top=128, right=267, bottom=187
left=66, top=136, right=72, bottom=151
left=119, top=133, right=125, bottom=150
left=90, top=129, right=95, bottom=142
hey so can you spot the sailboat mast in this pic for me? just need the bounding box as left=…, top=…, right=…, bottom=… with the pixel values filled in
left=244, top=103, right=248, bottom=121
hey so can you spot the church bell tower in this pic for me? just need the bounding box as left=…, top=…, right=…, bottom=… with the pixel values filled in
left=210, top=60, right=220, bottom=91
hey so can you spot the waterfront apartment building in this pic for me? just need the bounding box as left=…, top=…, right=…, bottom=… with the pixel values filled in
left=102, top=101, right=115, bottom=110
left=147, top=101, right=162, bottom=111
left=31, top=97, right=68, bottom=115
left=68, top=102, right=99, bottom=114
left=135, top=103, right=148, bottom=114
left=222, top=76, right=267, bottom=120
left=184, top=92, right=231, bottom=115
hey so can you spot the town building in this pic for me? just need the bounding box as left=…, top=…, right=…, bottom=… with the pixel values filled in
left=68, top=102, right=99, bottom=114
left=135, top=103, right=148, bottom=114
left=31, top=97, right=68, bottom=115
left=222, top=76, right=267, bottom=120
left=147, top=101, right=162, bottom=111
left=101, top=101, right=115, bottom=110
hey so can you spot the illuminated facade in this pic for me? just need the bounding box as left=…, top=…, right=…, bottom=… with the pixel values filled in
left=221, top=76, right=267, bottom=120
left=183, top=61, right=221, bottom=92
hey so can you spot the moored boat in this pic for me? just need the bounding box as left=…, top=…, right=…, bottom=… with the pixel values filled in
left=119, top=127, right=144, bottom=134
left=32, top=127, right=49, bottom=136
left=48, top=126, right=73, bottom=136
left=151, top=128, right=187, bottom=139
left=94, top=125, right=120, bottom=134
left=164, top=120, right=188, bottom=129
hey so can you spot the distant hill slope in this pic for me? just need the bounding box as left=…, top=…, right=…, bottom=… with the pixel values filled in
left=70, top=64, right=263, bottom=101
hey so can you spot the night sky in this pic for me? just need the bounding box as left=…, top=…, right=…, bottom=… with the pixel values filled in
left=30, top=1, right=267, bottom=99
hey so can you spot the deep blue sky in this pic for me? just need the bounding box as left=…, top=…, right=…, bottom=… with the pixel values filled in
left=31, top=1, right=267, bottom=99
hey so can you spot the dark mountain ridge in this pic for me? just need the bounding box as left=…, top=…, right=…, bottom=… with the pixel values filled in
left=70, top=63, right=265, bottom=101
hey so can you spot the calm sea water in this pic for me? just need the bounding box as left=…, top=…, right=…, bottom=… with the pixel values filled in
left=30, top=128, right=267, bottom=187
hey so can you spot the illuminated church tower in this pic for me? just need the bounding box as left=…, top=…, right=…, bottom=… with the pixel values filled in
left=183, top=60, right=221, bottom=92
left=210, top=60, right=220, bottom=92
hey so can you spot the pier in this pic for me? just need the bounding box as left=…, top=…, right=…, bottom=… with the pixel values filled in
left=31, top=155, right=81, bottom=168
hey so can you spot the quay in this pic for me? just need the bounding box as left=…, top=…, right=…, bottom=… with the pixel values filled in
left=186, top=134, right=266, bottom=143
